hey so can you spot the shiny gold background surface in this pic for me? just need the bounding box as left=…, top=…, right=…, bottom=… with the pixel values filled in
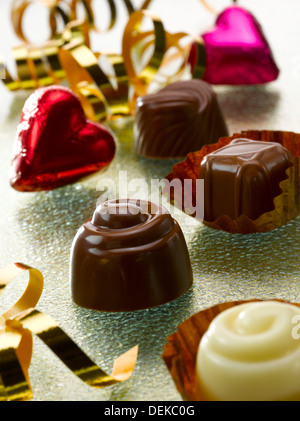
left=0, top=0, right=299, bottom=401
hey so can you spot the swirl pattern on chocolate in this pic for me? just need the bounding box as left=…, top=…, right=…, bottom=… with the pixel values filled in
left=196, top=301, right=300, bottom=401
left=70, top=199, right=193, bottom=311
left=134, top=80, right=228, bottom=158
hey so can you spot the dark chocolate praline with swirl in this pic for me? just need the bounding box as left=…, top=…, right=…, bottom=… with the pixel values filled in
left=70, top=199, right=193, bottom=311
left=134, top=79, right=228, bottom=158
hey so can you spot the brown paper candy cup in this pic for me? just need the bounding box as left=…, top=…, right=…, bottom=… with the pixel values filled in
left=161, top=298, right=300, bottom=401
left=165, top=130, right=300, bottom=234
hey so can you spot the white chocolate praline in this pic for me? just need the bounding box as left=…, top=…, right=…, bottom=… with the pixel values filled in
left=196, top=301, right=300, bottom=401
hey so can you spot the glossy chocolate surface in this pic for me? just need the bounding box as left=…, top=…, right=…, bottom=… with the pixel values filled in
left=134, top=80, right=228, bottom=158
left=200, top=138, right=293, bottom=221
left=70, top=199, right=193, bottom=311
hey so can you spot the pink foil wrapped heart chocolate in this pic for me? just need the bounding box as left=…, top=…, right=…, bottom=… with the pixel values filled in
left=189, top=6, right=279, bottom=85
left=10, top=86, right=116, bottom=191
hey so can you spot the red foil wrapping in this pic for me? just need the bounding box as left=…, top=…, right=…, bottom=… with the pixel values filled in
left=10, top=85, right=116, bottom=191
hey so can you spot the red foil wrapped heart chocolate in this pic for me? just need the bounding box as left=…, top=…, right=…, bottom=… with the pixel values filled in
left=189, top=6, right=279, bottom=85
left=10, top=86, right=116, bottom=191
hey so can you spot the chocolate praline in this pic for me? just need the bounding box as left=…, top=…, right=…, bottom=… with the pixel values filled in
left=134, top=79, right=228, bottom=158
left=200, top=138, right=293, bottom=221
left=70, top=199, right=193, bottom=311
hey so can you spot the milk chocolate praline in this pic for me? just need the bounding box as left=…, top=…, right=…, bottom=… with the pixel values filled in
left=134, top=79, right=228, bottom=158
left=70, top=199, right=193, bottom=312
left=200, top=138, right=293, bottom=221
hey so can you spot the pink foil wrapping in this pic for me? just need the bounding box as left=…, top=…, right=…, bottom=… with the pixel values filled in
left=190, top=6, right=279, bottom=85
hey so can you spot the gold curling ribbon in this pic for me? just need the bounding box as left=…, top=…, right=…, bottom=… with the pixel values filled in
left=59, top=10, right=206, bottom=120
left=70, top=0, right=152, bottom=33
left=69, top=0, right=97, bottom=30
left=58, top=40, right=129, bottom=121
left=122, top=9, right=166, bottom=108
left=58, top=9, right=167, bottom=121
left=121, top=10, right=206, bottom=112
left=2, top=19, right=89, bottom=91
left=11, top=0, right=71, bottom=43
left=2, top=0, right=206, bottom=121
left=2, top=0, right=155, bottom=108
left=0, top=263, right=138, bottom=401
left=69, top=0, right=137, bottom=32
left=11, top=0, right=154, bottom=41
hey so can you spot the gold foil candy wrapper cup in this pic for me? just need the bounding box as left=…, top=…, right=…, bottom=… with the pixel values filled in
left=165, top=130, right=300, bottom=234
left=161, top=298, right=300, bottom=401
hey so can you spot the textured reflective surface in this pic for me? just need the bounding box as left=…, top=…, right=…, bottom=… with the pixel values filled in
left=0, top=0, right=299, bottom=401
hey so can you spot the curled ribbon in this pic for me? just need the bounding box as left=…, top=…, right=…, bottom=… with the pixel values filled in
left=11, top=0, right=71, bottom=43
left=0, top=263, right=138, bottom=401
left=10, top=0, right=154, bottom=41
left=3, top=18, right=89, bottom=91
left=2, top=0, right=206, bottom=121
left=69, top=0, right=154, bottom=32
left=59, top=10, right=206, bottom=120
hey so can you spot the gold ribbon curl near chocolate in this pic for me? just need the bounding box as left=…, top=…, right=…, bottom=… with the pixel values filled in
left=2, top=1, right=206, bottom=121
left=58, top=9, right=168, bottom=121
left=59, top=9, right=206, bottom=121
left=122, top=10, right=206, bottom=95
left=121, top=10, right=206, bottom=113
left=58, top=38, right=130, bottom=121
left=2, top=0, right=154, bottom=104
left=6, top=0, right=154, bottom=92
left=0, top=263, right=138, bottom=401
